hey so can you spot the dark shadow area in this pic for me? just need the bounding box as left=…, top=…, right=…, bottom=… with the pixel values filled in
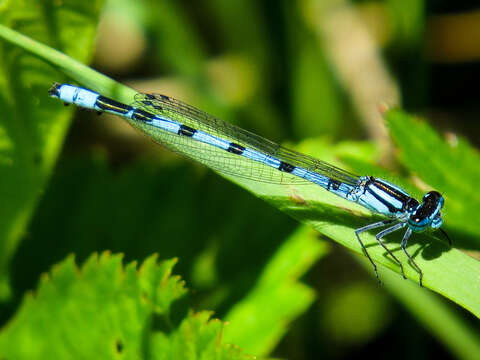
left=280, top=197, right=457, bottom=263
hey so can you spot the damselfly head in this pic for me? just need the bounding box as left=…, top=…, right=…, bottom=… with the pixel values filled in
left=408, top=191, right=444, bottom=232
left=424, top=191, right=444, bottom=230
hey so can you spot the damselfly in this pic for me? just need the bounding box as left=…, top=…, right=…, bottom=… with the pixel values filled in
left=48, top=83, right=450, bottom=286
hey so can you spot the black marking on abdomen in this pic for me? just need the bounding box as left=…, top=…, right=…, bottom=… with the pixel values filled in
left=96, top=96, right=132, bottom=114
left=328, top=179, right=341, bottom=191
left=142, top=100, right=163, bottom=111
left=178, top=125, right=197, bottom=137
left=279, top=162, right=295, bottom=173
left=132, top=109, right=155, bottom=122
left=227, top=143, right=245, bottom=155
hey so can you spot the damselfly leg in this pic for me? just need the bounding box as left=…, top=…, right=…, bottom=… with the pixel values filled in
left=355, top=219, right=413, bottom=283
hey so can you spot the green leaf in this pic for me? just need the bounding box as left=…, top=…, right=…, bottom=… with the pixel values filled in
left=291, top=40, right=344, bottom=138
left=139, top=0, right=207, bottom=77
left=224, top=226, right=329, bottom=355
left=386, top=109, right=480, bottom=240
left=360, top=256, right=480, bottom=360
left=203, top=0, right=267, bottom=62
left=0, top=22, right=136, bottom=100
left=0, top=2, right=102, bottom=299
left=386, top=0, right=425, bottom=46
left=0, top=252, right=254, bottom=359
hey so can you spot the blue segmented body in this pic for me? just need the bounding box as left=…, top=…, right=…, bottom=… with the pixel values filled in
left=48, top=83, right=450, bottom=286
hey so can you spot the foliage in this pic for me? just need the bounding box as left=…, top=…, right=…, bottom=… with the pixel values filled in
left=0, top=253, right=254, bottom=359
left=0, top=0, right=103, bottom=300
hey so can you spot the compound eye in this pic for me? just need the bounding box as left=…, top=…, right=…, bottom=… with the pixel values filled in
left=423, top=191, right=443, bottom=206
left=422, top=191, right=434, bottom=201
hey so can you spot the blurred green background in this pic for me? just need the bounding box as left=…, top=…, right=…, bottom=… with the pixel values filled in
left=0, top=0, right=479, bottom=359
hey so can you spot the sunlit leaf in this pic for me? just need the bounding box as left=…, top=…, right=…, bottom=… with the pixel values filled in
left=224, top=226, right=328, bottom=355
left=0, top=253, right=254, bottom=359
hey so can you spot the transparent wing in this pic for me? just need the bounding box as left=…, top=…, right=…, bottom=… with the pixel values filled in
left=131, top=93, right=360, bottom=185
